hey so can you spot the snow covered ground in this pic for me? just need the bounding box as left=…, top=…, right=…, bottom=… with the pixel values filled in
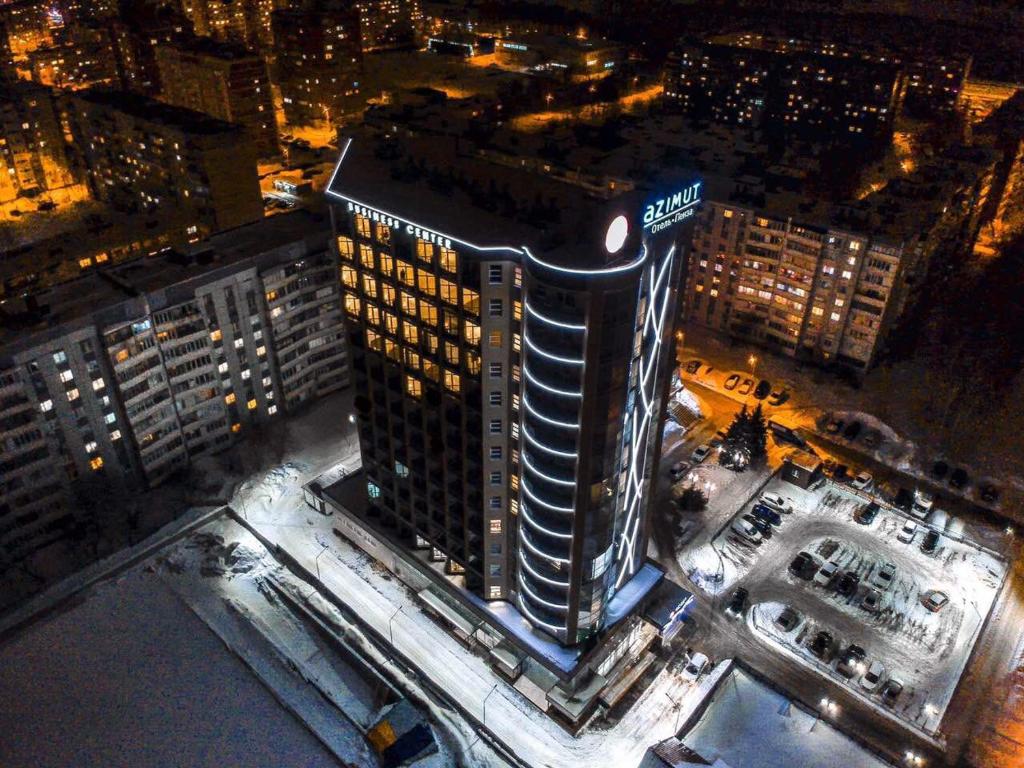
left=683, top=666, right=894, bottom=768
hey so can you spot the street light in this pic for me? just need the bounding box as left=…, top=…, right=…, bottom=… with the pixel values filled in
left=482, top=683, right=498, bottom=726
left=388, top=604, right=404, bottom=644
left=314, top=543, right=329, bottom=582
left=748, top=354, right=758, bottom=376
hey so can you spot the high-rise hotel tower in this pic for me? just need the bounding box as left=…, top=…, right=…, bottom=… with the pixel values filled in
left=328, top=131, right=700, bottom=647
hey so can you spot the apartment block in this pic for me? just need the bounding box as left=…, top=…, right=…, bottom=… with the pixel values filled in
left=67, top=88, right=263, bottom=232
left=155, top=36, right=279, bottom=158
left=0, top=210, right=348, bottom=572
left=0, top=79, right=76, bottom=203
left=27, top=23, right=122, bottom=90
left=271, top=4, right=363, bottom=125
left=355, top=0, right=422, bottom=51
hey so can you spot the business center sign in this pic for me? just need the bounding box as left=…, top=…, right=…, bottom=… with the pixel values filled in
left=642, top=181, right=702, bottom=234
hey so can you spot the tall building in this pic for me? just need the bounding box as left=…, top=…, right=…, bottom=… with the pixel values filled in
left=67, top=88, right=263, bottom=232
left=271, top=3, right=363, bottom=125
left=0, top=210, right=349, bottom=574
left=326, top=128, right=699, bottom=651
left=155, top=36, right=279, bottom=158
left=355, top=0, right=422, bottom=51
left=181, top=0, right=286, bottom=48
left=26, top=22, right=123, bottom=90
left=0, top=79, right=76, bottom=203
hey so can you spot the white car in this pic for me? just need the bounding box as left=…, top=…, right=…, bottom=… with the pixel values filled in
left=691, top=444, right=712, bottom=463
left=681, top=652, right=710, bottom=682
left=897, top=520, right=919, bottom=544
left=759, top=492, right=794, bottom=514
left=851, top=472, right=874, bottom=491
left=731, top=519, right=763, bottom=545
left=911, top=490, right=934, bottom=518
left=813, top=561, right=839, bottom=587
left=860, top=661, right=885, bottom=693
left=870, top=562, right=897, bottom=591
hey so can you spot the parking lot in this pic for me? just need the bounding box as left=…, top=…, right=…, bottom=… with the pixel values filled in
left=678, top=472, right=1006, bottom=736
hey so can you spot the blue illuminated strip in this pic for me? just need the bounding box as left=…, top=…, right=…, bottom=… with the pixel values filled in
left=522, top=453, right=575, bottom=487
left=519, top=529, right=571, bottom=565
left=524, top=300, right=586, bottom=331
left=517, top=594, right=567, bottom=633
left=518, top=551, right=570, bottom=587
left=520, top=502, right=573, bottom=540
left=521, top=479, right=573, bottom=513
left=523, top=245, right=646, bottom=276
left=522, top=425, right=577, bottom=459
left=523, top=332, right=584, bottom=365
left=518, top=572, right=569, bottom=611
left=522, top=364, right=582, bottom=399
left=522, top=394, right=578, bottom=430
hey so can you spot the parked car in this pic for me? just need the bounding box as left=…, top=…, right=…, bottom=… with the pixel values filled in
left=825, top=418, right=844, bottom=434
left=754, top=379, right=771, bottom=399
left=861, top=661, right=886, bottom=693
left=724, top=373, right=740, bottom=390
left=870, top=562, right=897, bottom=591
left=855, top=502, right=880, bottom=525
left=759, top=492, right=794, bottom=514
left=726, top=588, right=749, bottom=617
left=751, top=503, right=782, bottom=527
left=669, top=461, right=691, bottom=481
left=861, top=589, right=882, bottom=612
left=980, top=484, right=1000, bottom=504
left=742, top=514, right=773, bottom=539
left=691, top=444, right=712, bottom=463
left=893, top=487, right=914, bottom=511
left=789, top=552, right=820, bottom=580
left=851, top=472, right=874, bottom=491
left=923, top=590, right=949, bottom=612
left=842, top=421, right=863, bottom=440
left=837, top=644, right=867, bottom=678
left=681, top=652, right=710, bottom=682
left=836, top=571, right=860, bottom=597
left=931, top=460, right=949, bottom=480
left=684, top=360, right=702, bottom=374
left=897, top=520, right=919, bottom=544
left=814, top=561, right=840, bottom=587
left=768, top=389, right=789, bottom=406
left=36, top=200, right=56, bottom=211
left=731, top=519, right=763, bottom=545
left=921, top=530, right=941, bottom=554
left=911, top=490, right=934, bottom=518
left=809, top=630, right=836, bottom=661
left=949, top=467, right=970, bottom=490
left=831, top=464, right=850, bottom=483
left=737, top=378, right=754, bottom=396
left=775, top=607, right=801, bottom=631
left=881, top=678, right=904, bottom=706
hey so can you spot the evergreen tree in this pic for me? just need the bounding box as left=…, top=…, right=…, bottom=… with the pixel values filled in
left=748, top=403, right=768, bottom=465
left=721, top=406, right=751, bottom=469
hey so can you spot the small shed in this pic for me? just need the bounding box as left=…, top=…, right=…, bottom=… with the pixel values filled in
left=783, top=451, right=823, bottom=489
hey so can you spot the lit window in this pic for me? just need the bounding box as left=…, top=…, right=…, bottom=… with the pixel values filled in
left=402, top=321, right=419, bottom=344
left=830, top=312, right=841, bottom=321
left=266, top=289, right=278, bottom=302
left=489, top=586, right=502, bottom=599
left=419, top=300, right=438, bottom=325
left=104, top=412, right=116, bottom=424
left=110, top=430, right=121, bottom=441
left=440, top=278, right=458, bottom=305
left=367, top=481, right=381, bottom=498
left=835, top=298, right=845, bottom=307
left=359, top=243, right=374, bottom=268
left=247, top=398, right=257, bottom=410
left=400, top=291, right=417, bottom=315
left=464, top=321, right=480, bottom=346
left=488, top=330, right=503, bottom=348
left=92, top=377, right=104, bottom=391
left=256, top=345, right=265, bottom=357
left=462, top=288, right=480, bottom=315
left=513, top=301, right=522, bottom=321
left=444, top=370, right=461, bottom=393
left=397, top=260, right=415, bottom=287
left=355, top=214, right=371, bottom=238
left=231, top=422, right=242, bottom=433
left=225, top=393, right=236, bottom=405
left=362, top=275, right=378, bottom=298
left=241, top=369, right=251, bottom=380
left=90, top=456, right=104, bottom=470
left=341, top=266, right=358, bottom=288
left=218, top=362, right=229, bottom=374
left=812, top=306, right=824, bottom=316
left=439, top=247, right=457, bottom=273
left=59, top=370, right=74, bottom=383
left=336, top=236, right=354, bottom=260
left=84, top=441, right=98, bottom=453
left=417, top=271, right=436, bottom=295
left=416, top=239, right=434, bottom=263
left=234, top=338, right=244, bottom=349
left=841, top=270, right=853, bottom=280
left=211, top=329, right=222, bottom=342
left=395, top=460, right=409, bottom=477
left=268, top=404, right=277, bottom=415
left=405, top=375, right=422, bottom=398
left=53, top=351, right=67, bottom=364
left=66, top=388, right=80, bottom=402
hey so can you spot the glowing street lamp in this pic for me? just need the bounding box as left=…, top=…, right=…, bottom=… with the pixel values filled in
left=748, top=354, right=758, bottom=376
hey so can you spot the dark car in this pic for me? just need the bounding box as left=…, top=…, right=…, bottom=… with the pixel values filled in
left=893, top=487, right=914, bottom=511
left=768, top=389, right=789, bottom=405
left=949, top=467, right=970, bottom=490
left=980, top=484, right=1000, bottom=504
left=37, top=200, right=56, bottom=211
left=855, top=501, right=880, bottom=525
left=742, top=513, right=773, bottom=539
left=836, top=571, right=860, bottom=597
left=751, top=503, right=782, bottom=527
left=726, top=587, right=749, bottom=617
left=931, top=460, right=949, bottom=480
left=684, top=360, right=702, bottom=374
left=754, top=379, right=771, bottom=399
left=775, top=607, right=801, bottom=631
left=789, top=552, right=819, bottom=580
left=809, top=630, right=836, bottom=661
left=837, top=644, right=867, bottom=678
left=830, top=463, right=850, bottom=483
left=881, top=678, right=904, bottom=707
left=921, top=530, right=941, bottom=554
left=842, top=421, right=863, bottom=440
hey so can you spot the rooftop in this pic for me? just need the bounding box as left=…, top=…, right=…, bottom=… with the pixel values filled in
left=71, top=88, right=245, bottom=136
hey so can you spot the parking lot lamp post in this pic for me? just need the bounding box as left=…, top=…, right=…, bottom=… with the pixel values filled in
left=748, top=355, right=758, bottom=377
left=482, top=683, right=498, bottom=726
left=388, top=604, right=404, bottom=645
left=314, top=543, right=329, bottom=582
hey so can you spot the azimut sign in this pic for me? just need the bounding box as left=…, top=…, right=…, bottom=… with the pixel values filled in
left=642, top=181, right=702, bottom=234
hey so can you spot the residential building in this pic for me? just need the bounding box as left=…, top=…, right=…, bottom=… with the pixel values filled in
left=271, top=3, right=363, bottom=125
left=26, top=22, right=123, bottom=90
left=0, top=210, right=349, bottom=573
left=155, top=36, right=279, bottom=158
left=67, top=88, right=263, bottom=232
left=0, top=79, right=76, bottom=203
left=355, top=0, right=422, bottom=51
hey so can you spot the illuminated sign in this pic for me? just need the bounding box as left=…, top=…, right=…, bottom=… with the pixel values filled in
left=500, top=41, right=528, bottom=51
left=642, top=181, right=702, bottom=234
left=346, top=201, right=453, bottom=249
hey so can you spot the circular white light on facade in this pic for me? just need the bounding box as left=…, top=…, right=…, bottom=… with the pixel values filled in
left=604, top=215, right=628, bottom=254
